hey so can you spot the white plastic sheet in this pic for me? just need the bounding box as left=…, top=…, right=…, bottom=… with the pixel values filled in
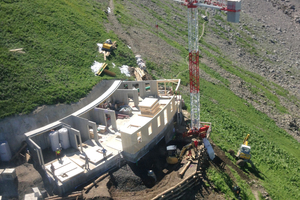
left=203, top=138, right=215, bottom=160
left=91, top=61, right=103, bottom=75
left=97, top=43, right=103, bottom=53
left=119, top=65, right=131, bottom=77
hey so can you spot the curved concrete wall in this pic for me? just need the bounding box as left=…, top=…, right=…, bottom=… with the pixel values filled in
left=0, top=80, right=115, bottom=153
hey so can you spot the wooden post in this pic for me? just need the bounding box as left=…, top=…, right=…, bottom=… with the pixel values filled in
left=179, top=161, right=191, bottom=178
left=83, top=173, right=109, bottom=192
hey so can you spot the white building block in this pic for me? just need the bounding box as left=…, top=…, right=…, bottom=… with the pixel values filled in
left=32, top=187, right=42, bottom=198
left=2, top=168, right=16, bottom=180
left=24, top=193, right=38, bottom=200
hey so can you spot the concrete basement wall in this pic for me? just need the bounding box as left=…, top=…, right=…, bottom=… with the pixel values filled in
left=61, top=115, right=97, bottom=143
left=31, top=129, right=52, bottom=150
left=112, top=89, right=139, bottom=107
left=80, top=108, right=107, bottom=126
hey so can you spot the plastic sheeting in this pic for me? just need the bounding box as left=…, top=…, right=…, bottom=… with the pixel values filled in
left=203, top=138, right=215, bottom=160
left=119, top=65, right=131, bottom=77
left=135, top=55, right=146, bottom=70
left=91, top=61, right=104, bottom=75
left=97, top=43, right=103, bottom=53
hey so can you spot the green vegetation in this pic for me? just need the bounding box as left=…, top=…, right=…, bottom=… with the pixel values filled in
left=200, top=78, right=300, bottom=200
left=199, top=63, right=230, bottom=86
left=207, top=167, right=255, bottom=199
left=0, top=0, right=136, bottom=118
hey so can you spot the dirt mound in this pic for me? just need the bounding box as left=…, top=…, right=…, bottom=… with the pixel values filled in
left=109, top=165, right=147, bottom=192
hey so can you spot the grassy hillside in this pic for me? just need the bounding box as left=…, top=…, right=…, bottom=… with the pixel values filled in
left=0, top=0, right=135, bottom=118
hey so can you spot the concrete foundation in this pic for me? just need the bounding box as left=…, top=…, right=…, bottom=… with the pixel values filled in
left=23, top=79, right=182, bottom=195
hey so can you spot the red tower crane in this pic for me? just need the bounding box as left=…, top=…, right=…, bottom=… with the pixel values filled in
left=174, top=0, right=241, bottom=129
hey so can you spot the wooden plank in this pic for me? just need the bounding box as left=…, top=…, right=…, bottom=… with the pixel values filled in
left=134, top=68, right=145, bottom=81
left=103, top=52, right=106, bottom=60
left=111, top=41, right=117, bottom=48
left=9, top=142, right=27, bottom=162
left=96, top=63, right=107, bottom=76
left=83, top=172, right=109, bottom=192
left=179, top=161, right=191, bottom=178
left=9, top=48, right=23, bottom=52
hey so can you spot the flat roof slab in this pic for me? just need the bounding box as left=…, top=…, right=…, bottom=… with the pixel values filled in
left=45, top=158, right=84, bottom=182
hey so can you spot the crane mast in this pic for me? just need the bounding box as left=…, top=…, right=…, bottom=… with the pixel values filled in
left=188, top=4, right=200, bottom=129
left=174, top=0, right=241, bottom=129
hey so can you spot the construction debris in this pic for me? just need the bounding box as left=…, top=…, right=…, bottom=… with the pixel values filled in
left=134, top=67, right=146, bottom=81
left=97, top=39, right=117, bottom=60
left=9, top=48, right=25, bottom=54
left=119, top=65, right=131, bottom=77
left=91, top=61, right=116, bottom=77
left=135, top=55, right=146, bottom=70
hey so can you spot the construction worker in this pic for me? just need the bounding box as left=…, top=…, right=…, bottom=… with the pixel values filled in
left=85, top=155, right=90, bottom=170
left=55, top=148, right=61, bottom=161
left=50, top=163, right=55, bottom=175
left=102, top=148, right=107, bottom=158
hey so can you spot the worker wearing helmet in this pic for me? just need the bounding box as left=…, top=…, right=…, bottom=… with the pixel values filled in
left=55, top=148, right=61, bottom=160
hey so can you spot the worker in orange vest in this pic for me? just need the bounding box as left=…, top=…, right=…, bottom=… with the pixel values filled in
left=55, top=148, right=61, bottom=160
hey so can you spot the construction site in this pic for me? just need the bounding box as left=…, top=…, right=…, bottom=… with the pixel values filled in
left=3, top=0, right=300, bottom=199
left=0, top=77, right=222, bottom=199
left=0, top=0, right=255, bottom=199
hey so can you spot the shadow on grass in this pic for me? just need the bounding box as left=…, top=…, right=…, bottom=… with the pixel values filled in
left=241, top=162, right=266, bottom=180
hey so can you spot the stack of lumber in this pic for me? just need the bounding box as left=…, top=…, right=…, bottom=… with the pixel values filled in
left=134, top=68, right=146, bottom=81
